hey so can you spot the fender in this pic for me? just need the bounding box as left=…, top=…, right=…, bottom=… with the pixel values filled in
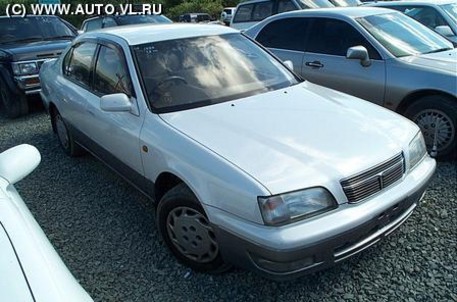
left=0, top=65, right=21, bottom=95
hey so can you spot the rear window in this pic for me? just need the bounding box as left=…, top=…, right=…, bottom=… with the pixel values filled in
left=233, top=4, right=254, bottom=23
left=233, top=1, right=275, bottom=23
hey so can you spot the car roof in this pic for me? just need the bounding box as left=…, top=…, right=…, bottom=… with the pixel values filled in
left=272, top=7, right=397, bottom=19
left=81, top=23, right=238, bottom=45
left=374, top=0, right=455, bottom=5
left=237, top=0, right=273, bottom=6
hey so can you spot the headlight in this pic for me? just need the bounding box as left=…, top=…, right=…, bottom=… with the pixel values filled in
left=409, top=131, right=426, bottom=169
left=12, top=62, right=39, bottom=76
left=258, top=187, right=337, bottom=226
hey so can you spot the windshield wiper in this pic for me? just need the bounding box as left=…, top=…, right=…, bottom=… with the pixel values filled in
left=423, top=47, right=453, bottom=54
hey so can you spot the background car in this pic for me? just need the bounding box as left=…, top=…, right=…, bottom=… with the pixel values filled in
left=178, top=13, right=212, bottom=23
left=80, top=14, right=172, bottom=32
left=221, top=7, right=236, bottom=25
left=329, top=0, right=362, bottom=7
left=245, top=7, right=457, bottom=159
left=0, top=144, right=92, bottom=302
left=368, top=0, right=457, bottom=43
left=0, top=15, right=76, bottom=118
left=40, top=24, right=435, bottom=280
left=230, top=0, right=334, bottom=30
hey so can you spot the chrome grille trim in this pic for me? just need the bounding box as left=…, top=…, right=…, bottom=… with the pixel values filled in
left=341, top=153, right=405, bottom=203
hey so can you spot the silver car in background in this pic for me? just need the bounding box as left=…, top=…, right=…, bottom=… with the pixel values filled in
left=245, top=8, right=457, bottom=159
left=368, top=0, right=457, bottom=43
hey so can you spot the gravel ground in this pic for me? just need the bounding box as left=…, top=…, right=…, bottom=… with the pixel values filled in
left=1, top=105, right=456, bottom=302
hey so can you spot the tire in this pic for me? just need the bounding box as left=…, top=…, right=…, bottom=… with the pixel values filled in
left=0, top=78, right=28, bottom=118
left=52, top=109, right=84, bottom=157
left=157, top=183, right=230, bottom=273
left=404, top=95, right=457, bottom=160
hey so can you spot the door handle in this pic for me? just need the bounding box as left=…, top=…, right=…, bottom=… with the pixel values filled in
left=305, top=61, right=324, bottom=69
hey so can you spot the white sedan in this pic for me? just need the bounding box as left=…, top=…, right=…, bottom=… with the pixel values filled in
left=0, top=144, right=92, bottom=301
left=40, top=24, right=436, bottom=280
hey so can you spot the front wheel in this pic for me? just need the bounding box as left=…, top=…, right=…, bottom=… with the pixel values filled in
left=404, top=95, right=457, bottom=160
left=157, top=183, right=230, bottom=273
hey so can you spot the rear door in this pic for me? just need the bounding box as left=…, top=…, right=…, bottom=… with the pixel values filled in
left=256, top=17, right=310, bottom=75
left=59, top=41, right=98, bottom=132
left=302, top=18, right=386, bottom=105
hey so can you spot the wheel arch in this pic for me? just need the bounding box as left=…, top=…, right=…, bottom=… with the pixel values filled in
left=48, top=102, right=59, bottom=133
left=155, top=171, right=191, bottom=203
left=396, top=89, right=457, bottom=114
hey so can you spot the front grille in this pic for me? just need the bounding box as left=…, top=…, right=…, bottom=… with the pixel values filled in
left=341, top=153, right=405, bottom=203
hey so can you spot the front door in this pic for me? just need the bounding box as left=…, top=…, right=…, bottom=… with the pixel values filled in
left=301, top=18, right=386, bottom=105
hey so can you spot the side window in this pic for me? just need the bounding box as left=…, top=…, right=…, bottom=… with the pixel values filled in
left=404, top=6, right=447, bottom=29
left=252, top=1, right=274, bottom=21
left=103, top=17, right=117, bottom=28
left=233, top=4, right=254, bottom=23
left=85, top=18, right=102, bottom=32
left=306, top=18, right=381, bottom=60
left=278, top=0, right=298, bottom=13
left=94, top=46, right=132, bottom=96
left=257, top=18, right=308, bottom=51
left=64, top=42, right=97, bottom=87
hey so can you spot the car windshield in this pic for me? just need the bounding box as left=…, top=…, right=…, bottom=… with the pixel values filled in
left=0, top=16, right=75, bottom=44
left=115, top=14, right=172, bottom=25
left=134, top=33, right=299, bottom=113
left=299, top=0, right=334, bottom=8
left=357, top=12, right=453, bottom=57
left=440, top=3, right=457, bottom=25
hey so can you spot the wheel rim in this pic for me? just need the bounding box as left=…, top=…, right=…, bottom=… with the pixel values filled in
left=166, top=206, right=219, bottom=263
left=414, top=109, right=455, bottom=152
left=55, top=115, right=70, bottom=150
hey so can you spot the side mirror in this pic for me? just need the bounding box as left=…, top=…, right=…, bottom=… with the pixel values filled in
left=346, top=46, right=371, bottom=67
left=100, top=93, right=132, bottom=112
left=435, top=25, right=454, bottom=37
left=0, top=144, right=41, bottom=185
left=77, top=30, right=84, bottom=35
left=283, top=60, right=294, bottom=70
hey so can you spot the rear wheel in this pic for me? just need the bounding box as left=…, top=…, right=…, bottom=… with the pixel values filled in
left=0, top=78, right=28, bottom=118
left=404, top=95, right=457, bottom=160
left=157, top=183, right=230, bottom=273
left=53, top=109, right=84, bottom=157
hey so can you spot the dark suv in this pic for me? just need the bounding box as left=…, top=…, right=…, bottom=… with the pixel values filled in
left=0, top=15, right=76, bottom=118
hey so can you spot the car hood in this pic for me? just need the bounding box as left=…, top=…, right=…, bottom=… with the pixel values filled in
left=399, top=49, right=457, bottom=74
left=160, top=82, right=419, bottom=195
left=0, top=39, right=71, bottom=61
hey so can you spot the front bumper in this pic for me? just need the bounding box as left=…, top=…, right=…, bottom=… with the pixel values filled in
left=210, top=156, right=436, bottom=280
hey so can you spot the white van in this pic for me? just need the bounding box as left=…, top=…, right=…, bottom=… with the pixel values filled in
left=230, top=0, right=334, bottom=30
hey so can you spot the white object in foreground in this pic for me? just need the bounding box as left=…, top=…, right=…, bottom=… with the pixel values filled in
left=0, top=144, right=92, bottom=302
